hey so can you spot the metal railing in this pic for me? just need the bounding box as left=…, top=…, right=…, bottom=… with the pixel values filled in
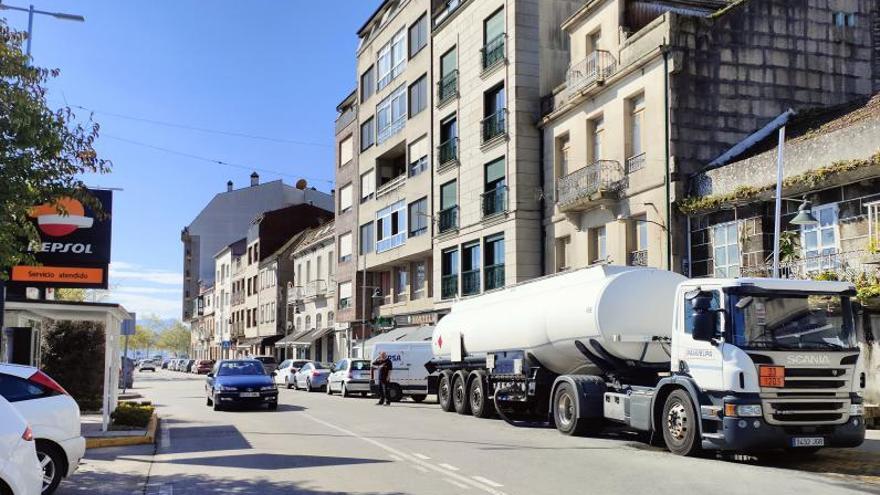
left=305, top=280, right=328, bottom=298
left=481, top=109, right=507, bottom=143
left=629, top=250, right=648, bottom=267
left=556, top=160, right=624, bottom=208
left=565, top=50, right=616, bottom=98
left=462, top=269, right=480, bottom=296
left=437, top=138, right=459, bottom=166
left=740, top=250, right=875, bottom=280
left=376, top=174, right=406, bottom=198
left=481, top=34, right=506, bottom=70
left=441, top=274, right=458, bottom=300
left=287, top=286, right=305, bottom=304
left=625, top=153, right=646, bottom=174
left=482, top=186, right=508, bottom=217
left=484, top=264, right=505, bottom=291
left=437, top=70, right=458, bottom=105
left=439, top=206, right=459, bottom=233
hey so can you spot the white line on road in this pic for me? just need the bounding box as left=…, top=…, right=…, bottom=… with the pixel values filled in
left=303, top=413, right=507, bottom=495
left=412, top=464, right=430, bottom=473
left=443, top=478, right=471, bottom=490
left=412, top=453, right=430, bottom=460
left=389, top=454, right=403, bottom=462
left=472, top=476, right=504, bottom=488
left=439, top=463, right=460, bottom=471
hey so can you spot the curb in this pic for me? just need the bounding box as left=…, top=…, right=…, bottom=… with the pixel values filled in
left=85, top=413, right=158, bottom=449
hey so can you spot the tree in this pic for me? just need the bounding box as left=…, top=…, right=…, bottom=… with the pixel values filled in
left=0, top=20, right=110, bottom=273
left=157, top=322, right=191, bottom=355
left=124, top=325, right=158, bottom=355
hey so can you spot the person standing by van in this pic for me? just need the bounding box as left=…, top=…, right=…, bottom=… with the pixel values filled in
left=372, top=352, right=393, bottom=406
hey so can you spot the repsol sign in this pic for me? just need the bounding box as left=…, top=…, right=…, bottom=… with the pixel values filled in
left=38, top=242, right=95, bottom=254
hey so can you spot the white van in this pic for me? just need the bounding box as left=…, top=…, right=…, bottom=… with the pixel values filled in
left=370, top=341, right=437, bottom=402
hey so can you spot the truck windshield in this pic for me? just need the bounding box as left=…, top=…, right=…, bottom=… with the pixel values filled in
left=730, top=293, right=857, bottom=351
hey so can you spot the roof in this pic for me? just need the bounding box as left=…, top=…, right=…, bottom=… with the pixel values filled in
left=292, top=220, right=336, bottom=256
left=214, top=238, right=247, bottom=259
left=357, top=0, right=395, bottom=37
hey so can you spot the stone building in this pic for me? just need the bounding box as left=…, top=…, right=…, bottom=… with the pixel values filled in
left=214, top=238, right=245, bottom=360
left=540, top=0, right=879, bottom=275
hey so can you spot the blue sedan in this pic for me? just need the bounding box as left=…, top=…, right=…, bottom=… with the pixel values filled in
left=205, top=360, right=278, bottom=411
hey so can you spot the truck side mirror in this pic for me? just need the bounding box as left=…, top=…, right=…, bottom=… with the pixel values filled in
left=691, top=294, right=717, bottom=342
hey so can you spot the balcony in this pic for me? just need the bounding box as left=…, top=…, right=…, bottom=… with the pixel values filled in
left=304, top=280, right=328, bottom=299
left=740, top=250, right=872, bottom=280
left=556, top=161, right=625, bottom=213
left=629, top=250, right=648, bottom=267
left=439, top=206, right=459, bottom=233
left=376, top=231, right=407, bottom=254
left=565, top=50, right=617, bottom=99
left=481, top=186, right=508, bottom=218
left=625, top=153, right=646, bottom=174
left=287, top=286, right=305, bottom=304
left=376, top=174, right=406, bottom=198
left=441, top=274, right=458, bottom=300
left=481, top=34, right=506, bottom=72
left=481, top=109, right=507, bottom=143
left=437, top=138, right=459, bottom=168
left=484, top=264, right=505, bottom=291
left=437, top=70, right=458, bottom=106
left=462, top=269, right=480, bottom=296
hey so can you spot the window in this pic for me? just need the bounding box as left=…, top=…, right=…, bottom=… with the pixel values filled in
left=462, top=242, right=481, bottom=296
left=629, top=215, right=648, bottom=266
left=296, top=263, right=302, bottom=285
left=482, top=8, right=506, bottom=70
left=483, top=157, right=506, bottom=216
left=683, top=291, right=720, bottom=335
left=438, top=115, right=458, bottom=165
left=408, top=136, right=428, bottom=177
left=339, top=183, right=353, bottom=213
left=555, top=236, right=571, bottom=272
left=832, top=11, right=856, bottom=27
left=360, top=170, right=375, bottom=202
left=0, top=374, right=50, bottom=402
left=306, top=260, right=312, bottom=283
left=713, top=222, right=740, bottom=278
left=482, top=83, right=506, bottom=142
left=589, top=115, right=604, bottom=163
left=376, top=200, right=407, bottom=253
left=395, top=267, right=408, bottom=297
left=556, top=134, right=570, bottom=178
left=316, top=256, right=323, bottom=282
left=377, top=85, right=407, bottom=144
left=441, top=248, right=459, bottom=299
left=409, top=75, right=427, bottom=118
left=316, top=313, right=323, bottom=331
left=339, top=282, right=352, bottom=309
left=361, top=66, right=375, bottom=103
left=590, top=226, right=607, bottom=263
left=408, top=198, right=428, bottom=237
left=377, top=29, right=406, bottom=90
left=484, top=234, right=505, bottom=290
left=361, top=117, right=375, bottom=151
left=627, top=93, right=646, bottom=172
left=412, top=261, right=426, bottom=300
left=438, top=47, right=458, bottom=103
left=339, top=136, right=353, bottom=167
left=328, top=311, right=335, bottom=327
left=360, top=222, right=374, bottom=255
left=801, top=204, right=839, bottom=271
left=328, top=252, right=335, bottom=278
left=305, top=315, right=311, bottom=329
left=339, top=232, right=353, bottom=263
left=409, top=14, right=427, bottom=57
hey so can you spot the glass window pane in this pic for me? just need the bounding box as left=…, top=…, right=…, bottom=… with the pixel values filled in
left=821, top=228, right=835, bottom=247
left=804, top=231, right=818, bottom=250
left=485, top=9, right=504, bottom=42
left=727, top=224, right=737, bottom=242
left=714, top=226, right=726, bottom=245
left=727, top=245, right=739, bottom=264
left=714, top=247, right=727, bottom=266
left=485, top=158, right=505, bottom=186
left=714, top=267, right=727, bottom=278
left=819, top=208, right=835, bottom=226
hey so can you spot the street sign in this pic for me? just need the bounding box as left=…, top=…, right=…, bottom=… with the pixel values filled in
left=121, top=313, right=136, bottom=336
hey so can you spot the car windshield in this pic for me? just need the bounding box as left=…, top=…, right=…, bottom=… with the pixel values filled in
left=731, top=293, right=857, bottom=351
left=312, top=362, right=330, bottom=370
left=351, top=360, right=370, bottom=371
left=217, top=361, right=267, bottom=376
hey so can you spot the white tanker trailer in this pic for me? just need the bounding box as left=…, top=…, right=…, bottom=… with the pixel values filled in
left=427, top=265, right=868, bottom=456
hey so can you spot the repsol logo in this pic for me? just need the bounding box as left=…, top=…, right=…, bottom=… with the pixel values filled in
left=39, top=242, right=94, bottom=254
left=786, top=354, right=831, bottom=365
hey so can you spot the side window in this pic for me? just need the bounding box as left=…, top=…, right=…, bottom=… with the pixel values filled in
left=684, top=291, right=721, bottom=335
left=0, top=374, right=48, bottom=402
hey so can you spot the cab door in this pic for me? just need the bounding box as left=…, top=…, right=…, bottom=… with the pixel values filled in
left=673, top=287, right=726, bottom=392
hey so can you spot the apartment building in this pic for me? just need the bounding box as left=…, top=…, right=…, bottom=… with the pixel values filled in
left=240, top=236, right=261, bottom=355
left=228, top=243, right=247, bottom=357
left=213, top=239, right=244, bottom=360
left=191, top=284, right=215, bottom=360
left=431, top=0, right=581, bottom=305
left=353, top=0, right=441, bottom=340
left=540, top=0, right=878, bottom=275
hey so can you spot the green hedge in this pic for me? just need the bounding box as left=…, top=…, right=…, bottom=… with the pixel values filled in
left=41, top=321, right=105, bottom=411
left=111, top=402, right=154, bottom=428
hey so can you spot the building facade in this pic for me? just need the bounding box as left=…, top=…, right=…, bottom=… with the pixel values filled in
left=213, top=239, right=244, bottom=360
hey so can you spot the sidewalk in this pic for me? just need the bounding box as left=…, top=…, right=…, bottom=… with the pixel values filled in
left=55, top=441, right=155, bottom=494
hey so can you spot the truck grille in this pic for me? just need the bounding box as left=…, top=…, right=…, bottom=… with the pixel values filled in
left=772, top=368, right=848, bottom=391
left=762, top=398, right=850, bottom=425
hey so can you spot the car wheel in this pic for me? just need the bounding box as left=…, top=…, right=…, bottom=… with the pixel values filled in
left=326, top=381, right=334, bottom=395
left=212, top=394, right=223, bottom=412
left=306, top=379, right=313, bottom=392
left=341, top=382, right=349, bottom=398
left=285, top=377, right=292, bottom=390
left=206, top=394, right=213, bottom=407
left=36, top=441, right=64, bottom=495
left=268, top=402, right=278, bottom=411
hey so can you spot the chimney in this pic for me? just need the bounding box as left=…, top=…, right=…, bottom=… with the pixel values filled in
left=226, top=180, right=233, bottom=192
left=250, top=172, right=260, bottom=187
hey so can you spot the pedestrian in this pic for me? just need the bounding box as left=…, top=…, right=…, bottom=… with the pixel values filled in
left=372, top=351, right=393, bottom=406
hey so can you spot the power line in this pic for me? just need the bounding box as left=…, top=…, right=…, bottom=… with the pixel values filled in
left=101, top=134, right=335, bottom=185
left=70, top=104, right=333, bottom=148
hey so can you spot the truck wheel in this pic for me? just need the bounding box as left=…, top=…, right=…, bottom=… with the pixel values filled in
left=438, top=372, right=455, bottom=412
left=469, top=371, right=493, bottom=418
left=662, top=389, right=702, bottom=456
left=452, top=371, right=471, bottom=415
left=553, top=382, right=596, bottom=436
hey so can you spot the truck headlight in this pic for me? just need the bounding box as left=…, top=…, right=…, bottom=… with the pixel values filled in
left=850, top=404, right=864, bottom=416
left=725, top=403, right=762, bottom=418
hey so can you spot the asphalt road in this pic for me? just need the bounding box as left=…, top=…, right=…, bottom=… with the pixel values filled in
left=60, top=371, right=880, bottom=495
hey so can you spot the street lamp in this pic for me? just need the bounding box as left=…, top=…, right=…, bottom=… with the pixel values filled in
left=790, top=199, right=820, bottom=226
left=0, top=2, right=85, bottom=57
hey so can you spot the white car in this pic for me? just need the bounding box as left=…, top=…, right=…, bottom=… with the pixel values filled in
left=0, top=395, right=42, bottom=495
left=0, top=364, right=86, bottom=494
left=274, top=360, right=310, bottom=389
left=326, top=359, right=372, bottom=397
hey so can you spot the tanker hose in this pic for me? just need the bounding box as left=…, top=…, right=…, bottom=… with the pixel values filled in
left=492, top=386, right=551, bottom=429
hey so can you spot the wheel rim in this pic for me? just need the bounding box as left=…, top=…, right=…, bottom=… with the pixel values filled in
left=440, top=378, right=450, bottom=404
left=454, top=381, right=465, bottom=404
left=472, top=383, right=483, bottom=411
left=37, top=451, right=55, bottom=492
left=666, top=400, right=689, bottom=443
left=557, top=391, right=574, bottom=428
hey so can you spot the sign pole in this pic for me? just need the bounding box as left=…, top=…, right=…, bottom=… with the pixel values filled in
left=121, top=333, right=130, bottom=394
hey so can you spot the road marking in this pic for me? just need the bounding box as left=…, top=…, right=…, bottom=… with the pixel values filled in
left=472, top=476, right=504, bottom=488
left=413, top=453, right=431, bottom=460
left=160, top=426, right=171, bottom=449
left=303, top=413, right=507, bottom=495
left=389, top=454, right=403, bottom=462
left=443, top=478, right=471, bottom=490
left=412, top=464, right=430, bottom=473
left=439, top=463, right=460, bottom=471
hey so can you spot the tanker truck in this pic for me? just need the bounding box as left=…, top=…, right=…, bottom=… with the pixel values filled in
left=427, top=265, right=868, bottom=456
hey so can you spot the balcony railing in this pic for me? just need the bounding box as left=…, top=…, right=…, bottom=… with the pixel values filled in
left=439, top=206, right=459, bottom=233
left=376, top=174, right=406, bottom=199
left=462, top=269, right=481, bottom=296
left=482, top=109, right=507, bottom=143
left=740, top=250, right=874, bottom=280
left=482, top=186, right=508, bottom=217
left=565, top=50, right=617, bottom=98
left=484, top=264, right=505, bottom=291
left=629, top=250, right=648, bottom=267
left=376, top=231, right=407, bottom=254
left=441, top=274, right=458, bottom=300
left=437, top=70, right=458, bottom=105
left=481, top=34, right=506, bottom=71
left=625, top=153, right=646, bottom=174
left=437, top=138, right=459, bottom=167
left=305, top=280, right=328, bottom=298
left=556, top=160, right=624, bottom=211
left=287, top=286, right=305, bottom=304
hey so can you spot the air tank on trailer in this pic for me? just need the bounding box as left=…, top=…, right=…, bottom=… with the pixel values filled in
left=432, top=265, right=687, bottom=376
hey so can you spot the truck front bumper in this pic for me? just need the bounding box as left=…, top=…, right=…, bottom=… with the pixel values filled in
left=704, top=416, right=865, bottom=452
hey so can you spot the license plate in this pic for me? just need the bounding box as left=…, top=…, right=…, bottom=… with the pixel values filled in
left=239, top=392, right=260, bottom=398
left=791, top=437, right=824, bottom=448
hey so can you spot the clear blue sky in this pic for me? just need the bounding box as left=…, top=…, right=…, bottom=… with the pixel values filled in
left=2, top=0, right=380, bottom=319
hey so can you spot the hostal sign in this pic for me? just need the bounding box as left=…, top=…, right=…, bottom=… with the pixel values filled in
left=10, top=189, right=113, bottom=289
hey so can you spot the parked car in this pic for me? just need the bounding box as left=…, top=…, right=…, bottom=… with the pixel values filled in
left=138, top=360, right=156, bottom=372
left=161, top=359, right=171, bottom=369
left=0, top=395, right=42, bottom=495
left=193, top=360, right=215, bottom=374
left=182, top=360, right=195, bottom=373
left=370, top=342, right=436, bottom=403
left=252, top=356, right=278, bottom=374
left=0, top=364, right=86, bottom=494
left=292, top=362, right=330, bottom=392
left=205, top=360, right=278, bottom=411
left=274, top=360, right=310, bottom=389
left=327, top=359, right=372, bottom=397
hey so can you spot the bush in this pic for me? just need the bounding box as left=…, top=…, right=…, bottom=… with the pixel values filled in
left=41, top=321, right=105, bottom=411
left=111, top=402, right=154, bottom=428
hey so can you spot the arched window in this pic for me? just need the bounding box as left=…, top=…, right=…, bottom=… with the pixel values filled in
left=305, top=315, right=311, bottom=329
left=328, top=311, right=335, bottom=328
left=316, top=313, right=323, bottom=330
left=296, top=317, right=302, bottom=330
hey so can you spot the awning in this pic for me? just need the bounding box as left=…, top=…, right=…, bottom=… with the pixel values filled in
left=363, top=325, right=434, bottom=347
left=237, top=334, right=284, bottom=347
left=275, top=326, right=335, bottom=348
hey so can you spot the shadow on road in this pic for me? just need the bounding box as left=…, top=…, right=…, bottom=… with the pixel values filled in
left=165, top=423, right=252, bottom=454
left=160, top=452, right=391, bottom=470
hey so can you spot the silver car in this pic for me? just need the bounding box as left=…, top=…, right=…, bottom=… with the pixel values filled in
left=292, top=362, right=331, bottom=392
left=327, top=359, right=372, bottom=397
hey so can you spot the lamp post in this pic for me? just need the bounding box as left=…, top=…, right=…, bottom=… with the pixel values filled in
left=0, top=2, right=85, bottom=58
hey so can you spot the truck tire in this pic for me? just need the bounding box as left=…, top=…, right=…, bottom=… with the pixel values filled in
left=661, top=389, right=702, bottom=457
left=438, top=372, right=455, bottom=412
left=553, top=382, right=599, bottom=436
left=452, top=371, right=471, bottom=415
left=468, top=371, right=493, bottom=418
